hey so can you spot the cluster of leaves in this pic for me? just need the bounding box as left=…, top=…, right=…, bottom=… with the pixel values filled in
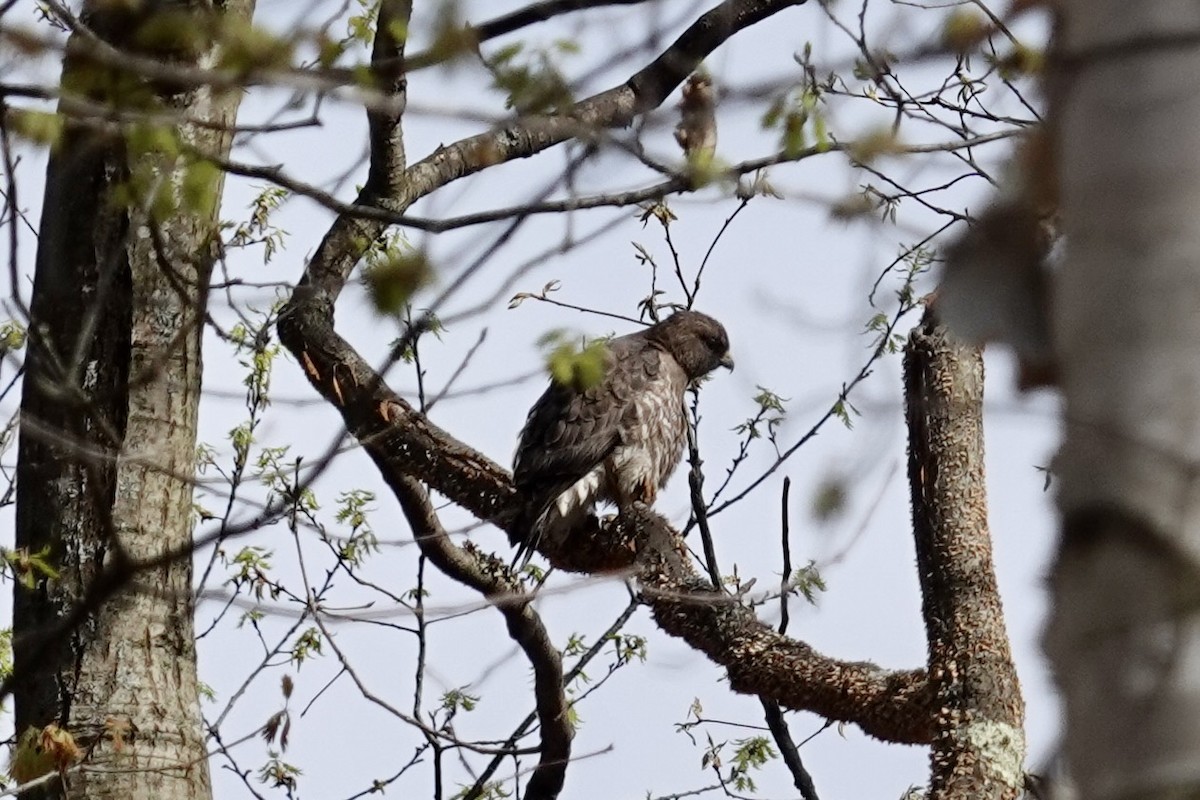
left=4, top=109, right=64, bottom=149
left=538, top=329, right=610, bottom=392
left=333, top=490, right=381, bottom=568
left=810, top=474, right=848, bottom=523
left=123, top=7, right=294, bottom=71
left=258, top=753, right=301, bottom=794
left=762, top=45, right=833, bottom=159
left=223, top=545, right=278, bottom=605
left=486, top=40, right=579, bottom=115
left=0, top=321, right=24, bottom=362
left=361, top=232, right=433, bottom=317
left=7, top=724, right=80, bottom=786
left=734, top=386, right=788, bottom=443
left=865, top=243, right=934, bottom=356
left=109, top=123, right=224, bottom=222
left=226, top=187, right=290, bottom=264
left=679, top=700, right=779, bottom=794
left=441, top=687, right=481, bottom=715
left=290, top=628, right=324, bottom=669
left=1, top=546, right=59, bottom=591
left=791, top=561, right=828, bottom=604
left=230, top=312, right=284, bottom=416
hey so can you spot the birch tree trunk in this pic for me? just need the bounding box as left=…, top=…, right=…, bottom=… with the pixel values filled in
left=1047, top=3, right=1200, bottom=797
left=14, top=2, right=255, bottom=798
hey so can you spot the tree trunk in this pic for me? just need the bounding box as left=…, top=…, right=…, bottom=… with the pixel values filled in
left=1047, top=2, right=1200, bottom=797
left=14, top=2, right=255, bottom=798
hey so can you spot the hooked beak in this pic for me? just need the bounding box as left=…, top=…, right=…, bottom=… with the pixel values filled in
left=719, top=352, right=735, bottom=372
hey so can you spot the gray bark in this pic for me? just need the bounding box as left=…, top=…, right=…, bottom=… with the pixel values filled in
left=14, top=2, right=255, bottom=798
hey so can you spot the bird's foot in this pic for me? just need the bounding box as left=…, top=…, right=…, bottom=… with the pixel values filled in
left=611, top=500, right=655, bottom=527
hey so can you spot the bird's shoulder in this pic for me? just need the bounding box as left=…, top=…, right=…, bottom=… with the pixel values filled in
left=512, top=333, right=670, bottom=486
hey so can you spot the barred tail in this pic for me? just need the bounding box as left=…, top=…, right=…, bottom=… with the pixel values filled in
left=510, top=498, right=551, bottom=570
left=510, top=490, right=592, bottom=569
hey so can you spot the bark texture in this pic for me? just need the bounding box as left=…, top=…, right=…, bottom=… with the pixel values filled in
left=14, top=2, right=255, bottom=798
left=1048, top=2, right=1200, bottom=797
left=905, top=318, right=1025, bottom=799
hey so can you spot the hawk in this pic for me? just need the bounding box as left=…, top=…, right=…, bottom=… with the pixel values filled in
left=511, top=310, right=734, bottom=566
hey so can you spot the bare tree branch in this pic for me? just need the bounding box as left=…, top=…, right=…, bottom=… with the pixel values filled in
left=471, top=0, right=655, bottom=42
left=391, top=476, right=571, bottom=800
left=366, top=0, right=412, bottom=193
left=760, top=698, right=820, bottom=800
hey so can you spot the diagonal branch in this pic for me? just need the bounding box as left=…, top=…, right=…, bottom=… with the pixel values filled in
left=469, top=0, right=655, bottom=43
left=390, top=476, right=571, bottom=800
left=401, top=0, right=658, bottom=71
left=904, top=314, right=1026, bottom=798
left=761, top=697, right=820, bottom=800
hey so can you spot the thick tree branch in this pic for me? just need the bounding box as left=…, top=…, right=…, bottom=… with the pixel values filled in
left=463, top=600, right=638, bottom=800
left=366, top=0, right=411, bottom=194
left=389, top=476, right=571, bottom=800
left=904, top=314, right=1025, bottom=798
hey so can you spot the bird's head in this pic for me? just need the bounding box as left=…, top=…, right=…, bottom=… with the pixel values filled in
left=647, top=310, right=734, bottom=381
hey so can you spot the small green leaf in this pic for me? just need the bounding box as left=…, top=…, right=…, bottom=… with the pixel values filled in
left=811, top=475, right=847, bottom=522
left=441, top=688, right=481, bottom=713
left=364, top=253, right=434, bottom=315
left=546, top=339, right=609, bottom=392
left=181, top=159, right=221, bottom=215
left=7, top=109, right=64, bottom=148
left=782, top=110, right=806, bottom=158
left=216, top=18, right=295, bottom=72
left=942, top=8, right=988, bottom=54
left=793, top=561, right=827, bottom=604
left=0, top=320, right=27, bottom=351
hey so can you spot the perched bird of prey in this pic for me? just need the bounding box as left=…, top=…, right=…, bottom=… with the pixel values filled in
left=511, top=310, right=734, bottom=566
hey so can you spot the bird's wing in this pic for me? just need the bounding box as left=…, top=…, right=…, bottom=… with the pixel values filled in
left=513, top=333, right=663, bottom=498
